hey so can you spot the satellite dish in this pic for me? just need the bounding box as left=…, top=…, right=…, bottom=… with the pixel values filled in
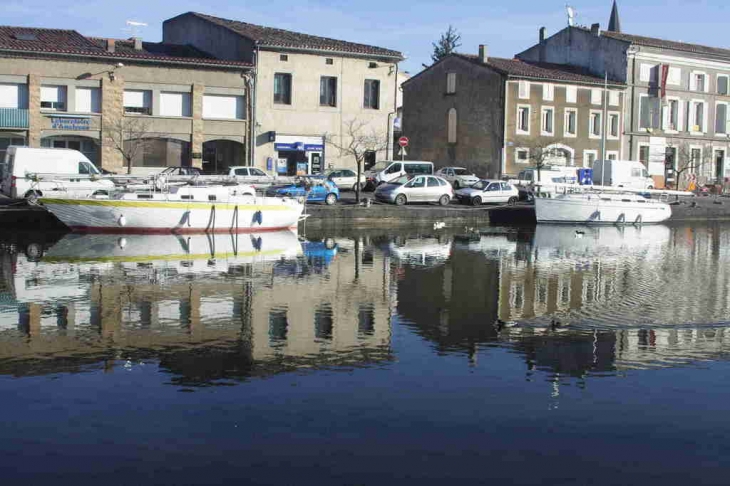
left=566, top=5, right=576, bottom=26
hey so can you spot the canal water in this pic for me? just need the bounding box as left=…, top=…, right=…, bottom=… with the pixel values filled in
left=1, top=223, right=729, bottom=485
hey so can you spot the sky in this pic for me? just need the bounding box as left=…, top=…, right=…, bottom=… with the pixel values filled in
left=4, top=0, right=730, bottom=74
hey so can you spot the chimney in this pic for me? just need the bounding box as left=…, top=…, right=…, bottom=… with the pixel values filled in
left=539, top=27, right=547, bottom=62
left=539, top=27, right=546, bottom=44
left=106, top=39, right=115, bottom=53
left=133, top=37, right=143, bottom=51
left=478, top=44, right=488, bottom=64
left=590, top=23, right=601, bottom=37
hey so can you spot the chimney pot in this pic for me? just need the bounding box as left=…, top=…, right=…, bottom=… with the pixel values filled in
left=133, top=37, right=143, bottom=51
left=478, top=44, right=488, bottom=64
left=590, top=23, right=601, bottom=36
left=539, top=27, right=546, bottom=43
left=106, top=39, right=115, bottom=53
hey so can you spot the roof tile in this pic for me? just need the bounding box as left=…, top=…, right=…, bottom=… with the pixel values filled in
left=602, top=31, right=730, bottom=59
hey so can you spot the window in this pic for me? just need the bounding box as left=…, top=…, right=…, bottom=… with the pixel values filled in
left=690, top=101, right=706, bottom=132
left=159, top=92, right=191, bottom=117
left=583, top=150, right=597, bottom=168
left=427, top=177, right=440, bottom=187
left=516, top=148, right=529, bottom=164
left=75, top=87, right=100, bottom=113
left=718, top=75, right=729, bottom=95
left=691, top=71, right=707, bottom=92
left=368, top=62, right=378, bottom=69
left=518, top=80, right=530, bottom=99
left=639, top=145, right=650, bottom=164
left=447, top=108, right=457, bottom=143
left=716, top=103, right=728, bottom=134
left=608, top=113, right=620, bottom=138
left=665, top=98, right=680, bottom=131
left=589, top=111, right=602, bottom=137
left=606, top=151, right=618, bottom=161
left=591, top=88, right=602, bottom=105
left=565, top=86, right=577, bottom=103
left=78, top=161, right=98, bottom=175
left=640, top=64, right=659, bottom=84
left=564, top=109, right=577, bottom=137
left=667, top=67, right=682, bottom=85
left=517, top=105, right=530, bottom=134
left=203, top=94, right=245, bottom=119
left=280, top=54, right=288, bottom=62
left=325, top=58, right=333, bottom=65
left=541, top=107, right=554, bottom=135
left=691, top=148, right=702, bottom=171
left=542, top=83, right=554, bottom=101
left=386, top=163, right=401, bottom=174
left=364, top=79, right=380, bottom=109
left=446, top=72, right=456, bottom=94
left=40, top=85, right=66, bottom=111
left=251, top=168, right=266, bottom=176
left=609, top=91, right=619, bottom=106
left=274, top=73, right=292, bottom=105
left=124, top=138, right=190, bottom=168
left=639, top=95, right=660, bottom=129
left=0, top=83, right=28, bottom=109
left=320, top=76, right=337, bottom=107
left=123, top=89, right=151, bottom=115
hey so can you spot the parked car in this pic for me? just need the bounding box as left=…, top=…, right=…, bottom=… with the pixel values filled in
left=227, top=166, right=277, bottom=189
left=454, top=179, right=520, bottom=206
left=374, top=175, right=452, bottom=206
left=159, top=166, right=202, bottom=176
left=0, top=146, right=114, bottom=200
left=435, top=167, right=480, bottom=189
left=325, top=168, right=365, bottom=191
left=265, top=176, right=339, bottom=205
left=364, top=160, right=434, bottom=189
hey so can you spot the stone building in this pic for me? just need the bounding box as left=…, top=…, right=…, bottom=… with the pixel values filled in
left=163, top=12, right=403, bottom=175
left=517, top=1, right=730, bottom=187
left=0, top=25, right=253, bottom=174
left=401, top=46, right=624, bottom=178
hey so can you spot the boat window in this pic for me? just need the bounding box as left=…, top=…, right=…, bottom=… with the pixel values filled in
left=181, top=195, right=194, bottom=200
left=621, top=199, right=631, bottom=202
left=208, top=195, right=217, bottom=201
left=137, top=194, right=153, bottom=199
left=636, top=199, right=646, bottom=203
left=601, top=198, right=612, bottom=202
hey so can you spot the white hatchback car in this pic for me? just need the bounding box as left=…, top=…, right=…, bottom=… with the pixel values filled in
left=435, top=167, right=480, bottom=189
left=454, top=180, right=519, bottom=206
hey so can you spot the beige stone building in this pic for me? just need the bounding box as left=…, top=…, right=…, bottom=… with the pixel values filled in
left=0, top=25, right=252, bottom=174
left=163, top=12, right=404, bottom=175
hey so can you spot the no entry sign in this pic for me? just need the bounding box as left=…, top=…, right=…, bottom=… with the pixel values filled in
left=398, top=136, right=409, bottom=147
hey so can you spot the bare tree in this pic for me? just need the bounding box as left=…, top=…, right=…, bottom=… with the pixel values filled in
left=431, top=25, right=462, bottom=63
left=103, top=116, right=153, bottom=175
left=325, top=118, right=389, bottom=204
left=673, top=142, right=714, bottom=190
left=519, top=140, right=573, bottom=183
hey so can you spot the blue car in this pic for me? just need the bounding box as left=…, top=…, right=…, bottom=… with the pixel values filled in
left=265, top=176, right=339, bottom=205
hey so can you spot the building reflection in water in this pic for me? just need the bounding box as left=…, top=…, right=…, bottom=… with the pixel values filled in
left=2, top=225, right=730, bottom=387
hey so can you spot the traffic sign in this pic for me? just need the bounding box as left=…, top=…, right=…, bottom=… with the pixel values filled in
left=398, top=136, right=409, bottom=147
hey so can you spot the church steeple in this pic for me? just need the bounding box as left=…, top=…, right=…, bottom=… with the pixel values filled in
left=608, top=0, right=621, bottom=32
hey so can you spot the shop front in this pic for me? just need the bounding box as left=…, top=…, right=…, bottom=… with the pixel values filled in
left=273, top=135, right=324, bottom=176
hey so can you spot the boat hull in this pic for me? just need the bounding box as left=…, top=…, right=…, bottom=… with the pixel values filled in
left=41, top=197, right=304, bottom=234
left=535, top=194, right=671, bottom=224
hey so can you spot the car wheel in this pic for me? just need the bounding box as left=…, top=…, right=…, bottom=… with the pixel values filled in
left=647, top=185, right=654, bottom=190
left=395, top=194, right=407, bottom=206
left=472, top=196, right=482, bottom=206
left=507, top=196, right=518, bottom=206
left=325, top=193, right=337, bottom=205
left=453, top=181, right=460, bottom=189
left=438, top=195, right=450, bottom=206
left=24, top=190, right=42, bottom=203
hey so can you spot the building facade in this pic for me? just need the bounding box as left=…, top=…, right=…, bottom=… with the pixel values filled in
left=517, top=3, right=730, bottom=187
left=163, top=12, right=403, bottom=175
left=0, top=26, right=253, bottom=174
left=402, top=47, right=624, bottom=178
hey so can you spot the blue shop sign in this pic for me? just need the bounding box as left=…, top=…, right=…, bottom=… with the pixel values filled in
left=51, top=117, right=91, bottom=130
left=274, top=142, right=324, bottom=151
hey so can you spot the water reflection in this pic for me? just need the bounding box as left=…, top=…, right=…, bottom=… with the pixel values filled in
left=1, top=224, right=730, bottom=385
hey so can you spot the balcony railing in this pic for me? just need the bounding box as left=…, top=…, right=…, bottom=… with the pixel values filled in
left=0, top=108, right=29, bottom=128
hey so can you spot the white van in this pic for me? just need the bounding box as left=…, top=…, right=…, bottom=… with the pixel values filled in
left=0, top=147, right=114, bottom=200
left=592, top=159, right=654, bottom=189
left=365, top=160, right=434, bottom=188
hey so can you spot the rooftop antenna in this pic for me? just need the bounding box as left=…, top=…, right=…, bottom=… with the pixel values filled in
left=566, top=5, right=577, bottom=27
left=123, top=20, right=147, bottom=38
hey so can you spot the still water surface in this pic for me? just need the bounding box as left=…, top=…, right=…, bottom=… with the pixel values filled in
left=1, top=224, right=730, bottom=485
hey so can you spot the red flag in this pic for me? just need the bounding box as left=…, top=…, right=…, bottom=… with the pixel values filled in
left=660, top=64, right=669, bottom=99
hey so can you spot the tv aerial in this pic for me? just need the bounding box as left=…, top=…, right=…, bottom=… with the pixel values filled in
left=123, top=20, right=148, bottom=38
left=566, top=5, right=577, bottom=26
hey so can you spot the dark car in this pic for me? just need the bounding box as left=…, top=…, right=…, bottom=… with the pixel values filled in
left=265, top=177, right=340, bottom=205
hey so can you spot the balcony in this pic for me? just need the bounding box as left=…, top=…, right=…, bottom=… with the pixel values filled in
left=0, top=108, right=29, bottom=128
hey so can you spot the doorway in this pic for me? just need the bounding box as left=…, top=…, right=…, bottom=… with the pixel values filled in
left=277, top=150, right=308, bottom=176
left=714, top=150, right=725, bottom=182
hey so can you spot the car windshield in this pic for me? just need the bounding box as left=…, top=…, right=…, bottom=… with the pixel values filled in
left=453, top=168, right=470, bottom=175
left=471, top=180, right=488, bottom=190
left=369, top=161, right=389, bottom=172
left=390, top=175, right=410, bottom=186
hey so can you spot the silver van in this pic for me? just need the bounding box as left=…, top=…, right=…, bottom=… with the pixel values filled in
left=365, top=160, right=433, bottom=189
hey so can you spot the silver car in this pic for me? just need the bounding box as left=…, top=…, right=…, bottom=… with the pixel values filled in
left=435, top=167, right=480, bottom=189
left=454, top=179, right=520, bottom=206
left=374, top=175, right=453, bottom=206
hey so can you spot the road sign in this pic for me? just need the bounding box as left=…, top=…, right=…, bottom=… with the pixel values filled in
left=398, top=136, right=409, bottom=147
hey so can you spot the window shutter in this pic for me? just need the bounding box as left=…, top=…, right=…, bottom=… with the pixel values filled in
left=565, top=86, right=577, bottom=103
left=719, top=76, right=729, bottom=95
left=640, top=97, right=650, bottom=128
left=447, top=108, right=457, bottom=143
left=446, top=73, right=456, bottom=94
left=716, top=104, right=727, bottom=134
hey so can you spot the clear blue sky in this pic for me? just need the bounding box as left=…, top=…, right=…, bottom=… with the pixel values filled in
left=4, top=0, right=730, bottom=74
